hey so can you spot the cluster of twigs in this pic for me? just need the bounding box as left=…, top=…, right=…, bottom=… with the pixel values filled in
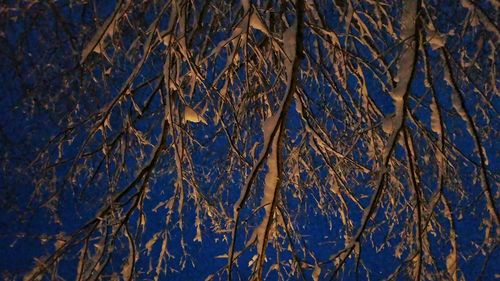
left=1, top=0, right=498, bottom=280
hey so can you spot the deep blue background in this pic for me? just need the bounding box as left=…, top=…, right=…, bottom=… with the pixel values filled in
left=1, top=0, right=499, bottom=280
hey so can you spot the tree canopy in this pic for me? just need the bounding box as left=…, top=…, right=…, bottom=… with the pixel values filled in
left=0, top=0, right=499, bottom=280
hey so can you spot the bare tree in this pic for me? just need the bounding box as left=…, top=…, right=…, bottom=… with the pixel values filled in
left=1, top=0, right=498, bottom=280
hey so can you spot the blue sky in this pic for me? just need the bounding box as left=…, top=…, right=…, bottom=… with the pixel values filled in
left=0, top=0, right=499, bottom=280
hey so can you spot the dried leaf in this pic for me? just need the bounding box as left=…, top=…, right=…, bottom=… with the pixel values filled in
left=312, top=264, right=321, bottom=281
left=184, top=106, right=208, bottom=125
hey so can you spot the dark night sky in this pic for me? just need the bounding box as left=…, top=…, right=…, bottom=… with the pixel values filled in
left=1, top=1, right=499, bottom=280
